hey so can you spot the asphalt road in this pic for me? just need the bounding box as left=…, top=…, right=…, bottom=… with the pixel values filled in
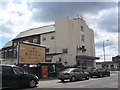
left=22, top=71, right=119, bottom=90
left=35, top=71, right=119, bottom=88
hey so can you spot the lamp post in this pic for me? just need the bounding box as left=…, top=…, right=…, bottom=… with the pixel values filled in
left=103, top=40, right=109, bottom=62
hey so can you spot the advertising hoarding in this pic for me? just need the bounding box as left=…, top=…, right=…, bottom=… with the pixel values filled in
left=18, top=43, right=46, bottom=64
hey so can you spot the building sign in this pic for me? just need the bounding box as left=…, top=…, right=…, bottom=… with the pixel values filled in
left=76, top=55, right=100, bottom=60
left=18, top=43, right=46, bottom=64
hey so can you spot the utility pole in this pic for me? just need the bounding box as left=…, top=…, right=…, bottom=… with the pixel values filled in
left=103, top=40, right=109, bottom=62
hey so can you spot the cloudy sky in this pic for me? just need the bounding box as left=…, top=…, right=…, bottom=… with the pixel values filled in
left=0, top=0, right=119, bottom=62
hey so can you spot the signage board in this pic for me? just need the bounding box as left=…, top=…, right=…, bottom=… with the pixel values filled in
left=18, top=43, right=46, bottom=64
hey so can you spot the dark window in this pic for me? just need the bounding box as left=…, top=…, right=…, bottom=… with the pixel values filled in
left=62, top=48, right=68, bottom=53
left=51, top=36, right=55, bottom=40
left=33, top=39, right=38, bottom=43
left=72, top=69, right=79, bottom=72
left=13, top=49, right=17, bottom=58
left=81, top=26, right=85, bottom=46
left=2, top=66, right=13, bottom=75
left=81, top=26, right=83, bottom=31
left=43, top=37, right=46, bottom=41
left=59, top=58, right=61, bottom=61
left=46, top=48, right=49, bottom=52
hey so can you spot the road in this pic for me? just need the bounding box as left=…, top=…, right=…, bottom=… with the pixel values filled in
left=23, top=71, right=119, bottom=90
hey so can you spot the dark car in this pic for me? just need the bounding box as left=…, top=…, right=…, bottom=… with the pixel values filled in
left=88, top=68, right=110, bottom=78
left=57, top=68, right=90, bottom=82
left=0, top=64, right=39, bottom=89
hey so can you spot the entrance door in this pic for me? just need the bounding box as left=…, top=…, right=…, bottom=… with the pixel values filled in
left=76, top=60, right=87, bottom=69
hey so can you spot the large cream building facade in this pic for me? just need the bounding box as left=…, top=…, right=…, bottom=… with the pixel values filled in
left=41, top=17, right=99, bottom=68
left=1, top=16, right=99, bottom=68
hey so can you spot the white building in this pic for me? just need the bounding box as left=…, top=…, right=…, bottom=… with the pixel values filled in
left=40, top=17, right=99, bottom=68
left=1, top=16, right=99, bottom=68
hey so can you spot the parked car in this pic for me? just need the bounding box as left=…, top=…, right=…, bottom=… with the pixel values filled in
left=0, top=64, right=39, bottom=89
left=88, top=68, right=110, bottom=78
left=57, top=68, right=90, bottom=82
left=83, top=67, right=96, bottom=75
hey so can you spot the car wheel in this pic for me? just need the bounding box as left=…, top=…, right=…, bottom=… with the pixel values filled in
left=28, top=79, right=36, bottom=88
left=99, top=73, right=102, bottom=78
left=70, top=76, right=76, bottom=82
left=90, top=74, right=93, bottom=78
left=107, top=74, right=110, bottom=77
left=85, top=75, right=89, bottom=80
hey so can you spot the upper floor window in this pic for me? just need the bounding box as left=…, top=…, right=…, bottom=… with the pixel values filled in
left=81, top=26, right=85, bottom=46
left=33, top=39, right=38, bottom=43
left=51, top=36, right=55, bottom=40
left=46, top=48, right=49, bottom=52
left=24, top=40, right=29, bottom=42
left=14, top=43, right=17, bottom=46
left=62, top=48, right=68, bottom=53
left=43, top=37, right=46, bottom=41
left=9, top=49, right=12, bottom=52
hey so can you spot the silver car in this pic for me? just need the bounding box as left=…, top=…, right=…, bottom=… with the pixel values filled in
left=58, top=68, right=89, bottom=82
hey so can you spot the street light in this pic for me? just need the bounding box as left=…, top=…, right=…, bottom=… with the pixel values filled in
left=103, top=40, right=109, bottom=62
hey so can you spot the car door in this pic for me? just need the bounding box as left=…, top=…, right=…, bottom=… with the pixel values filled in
left=72, top=69, right=81, bottom=79
left=101, top=69, right=107, bottom=76
left=99, top=68, right=104, bottom=75
left=12, top=67, right=27, bottom=86
left=2, top=66, right=15, bottom=87
left=78, top=69, right=86, bottom=78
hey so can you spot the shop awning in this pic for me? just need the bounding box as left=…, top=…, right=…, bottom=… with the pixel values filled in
left=76, top=55, right=100, bottom=60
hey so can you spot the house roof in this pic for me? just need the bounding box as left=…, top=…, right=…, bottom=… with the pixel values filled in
left=14, top=24, right=55, bottom=40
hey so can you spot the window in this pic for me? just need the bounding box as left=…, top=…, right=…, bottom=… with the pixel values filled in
left=33, top=38, right=37, bottom=43
left=43, top=37, right=46, bottom=41
left=14, top=49, right=17, bottom=58
left=13, top=67, right=24, bottom=75
left=9, top=49, right=12, bottom=52
left=59, top=58, right=61, bottom=61
left=14, top=43, right=17, bottom=46
left=72, top=69, right=79, bottom=72
left=51, top=36, right=55, bottom=40
left=81, top=26, right=85, bottom=46
left=62, top=48, right=68, bottom=53
left=2, top=66, right=13, bottom=75
left=46, top=48, right=49, bottom=52
left=25, top=40, right=29, bottom=42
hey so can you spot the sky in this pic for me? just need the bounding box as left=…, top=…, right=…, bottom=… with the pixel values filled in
left=0, top=0, right=119, bottom=62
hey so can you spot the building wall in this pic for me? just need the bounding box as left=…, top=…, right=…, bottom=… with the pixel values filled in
left=1, top=47, right=13, bottom=59
left=41, top=32, right=56, bottom=53
left=13, top=35, right=40, bottom=58
left=55, top=17, right=96, bottom=67
left=96, top=62, right=119, bottom=70
left=1, top=17, right=96, bottom=68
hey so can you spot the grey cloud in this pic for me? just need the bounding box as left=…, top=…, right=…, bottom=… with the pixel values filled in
left=98, top=9, right=118, bottom=33
left=31, top=2, right=116, bottom=22
left=95, top=40, right=114, bottom=49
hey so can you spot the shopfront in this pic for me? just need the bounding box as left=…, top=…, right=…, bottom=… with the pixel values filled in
left=76, top=55, right=100, bottom=69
